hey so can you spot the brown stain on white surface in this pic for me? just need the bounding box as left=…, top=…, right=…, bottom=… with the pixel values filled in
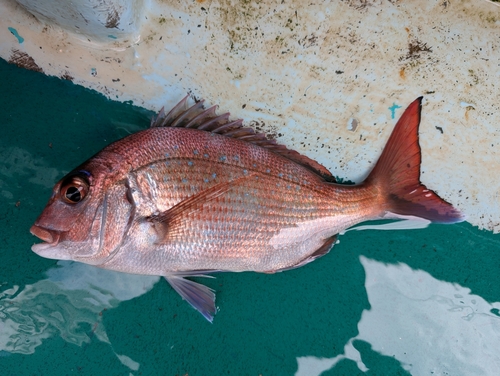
left=8, top=49, right=43, bottom=72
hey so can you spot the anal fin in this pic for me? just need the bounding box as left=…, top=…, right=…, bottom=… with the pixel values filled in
left=165, top=272, right=218, bottom=322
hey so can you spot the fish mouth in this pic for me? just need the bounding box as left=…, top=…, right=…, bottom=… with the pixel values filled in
left=30, top=225, right=73, bottom=260
left=30, top=225, right=61, bottom=246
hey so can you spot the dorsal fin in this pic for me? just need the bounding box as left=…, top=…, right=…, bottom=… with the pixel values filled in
left=151, top=96, right=334, bottom=180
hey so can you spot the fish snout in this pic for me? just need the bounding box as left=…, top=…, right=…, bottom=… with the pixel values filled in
left=30, top=224, right=61, bottom=246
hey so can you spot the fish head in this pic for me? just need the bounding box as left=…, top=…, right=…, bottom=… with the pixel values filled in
left=30, top=155, right=133, bottom=266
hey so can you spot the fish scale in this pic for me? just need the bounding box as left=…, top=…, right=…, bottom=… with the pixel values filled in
left=123, top=150, right=376, bottom=273
left=31, top=97, right=463, bottom=322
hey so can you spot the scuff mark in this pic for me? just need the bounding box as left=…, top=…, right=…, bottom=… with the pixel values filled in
left=61, top=72, right=74, bottom=81
left=105, top=8, right=120, bottom=29
left=8, top=50, right=43, bottom=73
left=399, top=39, right=433, bottom=62
left=347, top=118, right=359, bottom=132
left=460, top=101, right=476, bottom=109
left=299, top=34, right=318, bottom=48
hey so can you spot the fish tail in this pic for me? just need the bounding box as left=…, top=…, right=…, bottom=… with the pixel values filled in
left=365, top=97, right=464, bottom=223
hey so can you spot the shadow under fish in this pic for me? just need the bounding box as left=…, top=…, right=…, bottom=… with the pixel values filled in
left=30, top=96, right=464, bottom=322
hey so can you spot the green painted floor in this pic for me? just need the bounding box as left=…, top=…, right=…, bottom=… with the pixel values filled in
left=1, top=57, right=499, bottom=376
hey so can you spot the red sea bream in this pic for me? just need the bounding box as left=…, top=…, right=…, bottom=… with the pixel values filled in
left=30, top=97, right=463, bottom=321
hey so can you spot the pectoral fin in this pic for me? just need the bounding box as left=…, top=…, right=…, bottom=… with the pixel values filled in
left=149, top=174, right=254, bottom=243
left=164, top=272, right=218, bottom=322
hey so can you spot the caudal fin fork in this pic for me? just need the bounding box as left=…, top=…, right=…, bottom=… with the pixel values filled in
left=366, top=97, right=464, bottom=224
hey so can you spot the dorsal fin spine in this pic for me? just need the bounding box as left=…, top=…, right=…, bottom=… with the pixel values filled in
left=170, top=100, right=205, bottom=128
left=151, top=96, right=333, bottom=179
left=185, top=105, right=218, bottom=129
left=160, top=95, right=189, bottom=126
left=197, top=113, right=231, bottom=131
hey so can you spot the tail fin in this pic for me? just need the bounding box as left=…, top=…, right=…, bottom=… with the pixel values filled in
left=365, top=97, right=464, bottom=224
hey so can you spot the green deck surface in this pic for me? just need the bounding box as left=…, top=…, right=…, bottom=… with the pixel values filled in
left=0, top=57, right=499, bottom=376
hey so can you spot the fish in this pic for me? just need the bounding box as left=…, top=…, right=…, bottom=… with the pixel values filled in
left=30, top=96, right=464, bottom=322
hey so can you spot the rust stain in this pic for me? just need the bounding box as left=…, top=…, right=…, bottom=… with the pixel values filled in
left=465, top=108, right=468, bottom=121
left=464, top=106, right=474, bottom=121
left=8, top=49, right=43, bottom=73
left=399, top=67, right=406, bottom=80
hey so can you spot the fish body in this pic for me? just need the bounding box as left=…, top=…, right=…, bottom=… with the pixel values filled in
left=30, top=97, right=463, bottom=321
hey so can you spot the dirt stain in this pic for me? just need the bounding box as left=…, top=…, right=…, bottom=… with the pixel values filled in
left=61, top=72, right=74, bottom=81
left=8, top=50, right=43, bottom=73
left=106, top=7, right=120, bottom=29
left=400, top=39, right=433, bottom=62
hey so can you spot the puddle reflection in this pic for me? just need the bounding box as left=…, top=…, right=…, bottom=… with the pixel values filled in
left=297, top=256, right=500, bottom=376
left=0, top=261, right=158, bottom=371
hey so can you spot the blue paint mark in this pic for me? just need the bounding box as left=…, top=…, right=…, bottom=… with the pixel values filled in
left=219, top=155, right=227, bottom=162
left=233, top=155, right=240, bottom=161
left=243, top=169, right=248, bottom=175
left=389, top=103, right=402, bottom=119
left=193, top=149, right=199, bottom=155
left=108, top=34, right=117, bottom=39
left=204, top=178, right=209, bottom=183
left=266, top=169, right=271, bottom=174
left=278, top=173, right=283, bottom=178
left=8, top=27, right=24, bottom=44
left=212, top=173, right=217, bottom=179
left=165, top=153, right=170, bottom=158
left=182, top=178, right=188, bottom=183
left=203, top=153, right=209, bottom=158
left=188, top=161, right=194, bottom=166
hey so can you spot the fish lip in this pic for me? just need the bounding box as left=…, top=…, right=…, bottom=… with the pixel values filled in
left=30, top=225, right=61, bottom=246
left=30, top=226, right=73, bottom=261
left=31, top=241, right=73, bottom=261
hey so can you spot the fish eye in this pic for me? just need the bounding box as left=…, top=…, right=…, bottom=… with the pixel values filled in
left=60, top=175, right=90, bottom=204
